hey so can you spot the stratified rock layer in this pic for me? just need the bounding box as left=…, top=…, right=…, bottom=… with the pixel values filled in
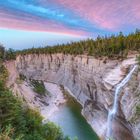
left=9, top=54, right=140, bottom=139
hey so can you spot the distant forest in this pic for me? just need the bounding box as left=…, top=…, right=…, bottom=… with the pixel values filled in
left=0, top=29, right=140, bottom=60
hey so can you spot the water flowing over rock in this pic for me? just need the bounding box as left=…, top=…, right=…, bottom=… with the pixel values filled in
left=6, top=53, right=140, bottom=139
left=106, top=65, right=137, bottom=140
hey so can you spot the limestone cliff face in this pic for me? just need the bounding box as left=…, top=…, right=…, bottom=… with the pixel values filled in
left=121, top=70, right=140, bottom=138
left=14, top=54, right=139, bottom=139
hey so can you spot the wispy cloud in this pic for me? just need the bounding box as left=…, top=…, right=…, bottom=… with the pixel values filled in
left=55, top=0, right=140, bottom=31
left=0, top=0, right=140, bottom=36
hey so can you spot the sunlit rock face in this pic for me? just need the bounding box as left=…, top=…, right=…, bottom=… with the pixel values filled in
left=15, top=53, right=139, bottom=139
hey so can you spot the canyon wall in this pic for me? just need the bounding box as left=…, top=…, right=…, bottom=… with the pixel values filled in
left=12, top=54, right=140, bottom=139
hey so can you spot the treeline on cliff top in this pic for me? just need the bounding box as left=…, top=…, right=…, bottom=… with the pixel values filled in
left=0, top=29, right=140, bottom=60
left=16, top=29, right=140, bottom=58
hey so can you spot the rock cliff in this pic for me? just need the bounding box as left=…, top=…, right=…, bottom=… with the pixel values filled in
left=6, top=53, right=140, bottom=139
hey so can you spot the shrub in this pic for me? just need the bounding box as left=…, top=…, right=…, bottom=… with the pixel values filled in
left=30, top=79, right=46, bottom=95
left=0, top=65, right=69, bottom=140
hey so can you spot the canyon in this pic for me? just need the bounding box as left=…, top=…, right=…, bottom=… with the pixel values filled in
left=5, top=53, right=140, bottom=140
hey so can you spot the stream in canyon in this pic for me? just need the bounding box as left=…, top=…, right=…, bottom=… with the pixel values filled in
left=49, top=96, right=99, bottom=140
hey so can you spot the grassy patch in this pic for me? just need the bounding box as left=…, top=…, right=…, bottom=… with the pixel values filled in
left=130, top=103, right=140, bottom=123
left=30, top=79, right=46, bottom=95
left=136, top=105, right=140, bottom=116
left=0, top=64, right=8, bottom=84
left=19, top=74, right=26, bottom=81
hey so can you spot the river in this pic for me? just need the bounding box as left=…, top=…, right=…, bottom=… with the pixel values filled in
left=49, top=96, right=99, bottom=140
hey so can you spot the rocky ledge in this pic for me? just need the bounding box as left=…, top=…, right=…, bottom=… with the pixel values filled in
left=6, top=53, right=140, bottom=139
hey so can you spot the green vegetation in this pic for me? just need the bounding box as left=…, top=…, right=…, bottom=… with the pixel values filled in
left=136, top=105, right=140, bottom=116
left=0, top=125, right=23, bottom=140
left=136, top=55, right=140, bottom=66
left=19, top=75, right=48, bottom=96
left=0, top=44, right=5, bottom=60
left=5, top=48, right=16, bottom=60
left=0, top=64, right=8, bottom=83
left=0, top=48, right=73, bottom=139
left=130, top=103, right=140, bottom=123
left=0, top=88, right=65, bottom=140
left=0, top=30, right=140, bottom=60
left=19, top=74, right=26, bottom=81
left=30, top=79, right=46, bottom=95
left=16, top=29, right=140, bottom=59
left=0, top=57, right=72, bottom=140
left=0, top=44, right=16, bottom=61
left=136, top=54, right=140, bottom=121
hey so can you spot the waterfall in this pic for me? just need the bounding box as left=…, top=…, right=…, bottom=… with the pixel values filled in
left=106, top=65, right=137, bottom=139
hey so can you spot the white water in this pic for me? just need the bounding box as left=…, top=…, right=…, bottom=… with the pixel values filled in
left=106, top=65, right=137, bottom=139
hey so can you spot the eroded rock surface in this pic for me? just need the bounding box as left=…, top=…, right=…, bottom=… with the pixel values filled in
left=6, top=54, right=140, bottom=139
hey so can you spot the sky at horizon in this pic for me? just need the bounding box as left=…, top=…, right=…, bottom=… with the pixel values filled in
left=0, top=28, right=87, bottom=50
left=0, top=0, right=140, bottom=49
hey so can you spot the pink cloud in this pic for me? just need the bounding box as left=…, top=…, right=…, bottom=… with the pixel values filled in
left=131, top=0, right=140, bottom=22
left=55, top=0, right=140, bottom=30
left=0, top=10, right=87, bottom=36
left=0, top=0, right=140, bottom=35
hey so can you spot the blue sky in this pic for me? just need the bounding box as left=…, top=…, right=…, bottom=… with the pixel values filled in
left=0, top=29, right=86, bottom=50
left=0, top=0, right=140, bottom=49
